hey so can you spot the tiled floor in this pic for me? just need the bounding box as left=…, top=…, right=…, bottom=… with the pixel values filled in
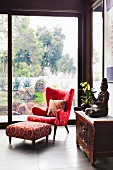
left=0, top=125, right=113, bottom=170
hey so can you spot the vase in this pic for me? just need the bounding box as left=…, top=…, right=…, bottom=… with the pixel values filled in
left=81, top=103, right=91, bottom=112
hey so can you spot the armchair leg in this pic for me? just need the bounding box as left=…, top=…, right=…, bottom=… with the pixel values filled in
left=46, top=135, right=48, bottom=142
left=65, top=125, right=69, bottom=133
left=9, top=137, right=11, bottom=144
left=53, top=125, right=57, bottom=141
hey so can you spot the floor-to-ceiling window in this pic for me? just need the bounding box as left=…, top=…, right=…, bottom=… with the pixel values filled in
left=0, top=14, right=8, bottom=123
left=104, top=0, right=113, bottom=115
left=92, top=5, right=103, bottom=97
left=0, top=11, right=84, bottom=125
left=11, top=15, right=78, bottom=121
left=0, top=14, right=78, bottom=122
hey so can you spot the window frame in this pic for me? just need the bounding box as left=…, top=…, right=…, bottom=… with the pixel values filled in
left=0, top=10, right=85, bottom=127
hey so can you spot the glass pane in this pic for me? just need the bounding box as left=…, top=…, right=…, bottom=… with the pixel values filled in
left=93, top=8, right=102, bottom=97
left=104, top=1, right=113, bottom=115
left=12, top=16, right=78, bottom=121
left=0, top=14, right=8, bottom=122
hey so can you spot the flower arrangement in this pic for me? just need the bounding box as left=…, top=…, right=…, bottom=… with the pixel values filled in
left=80, top=82, right=96, bottom=105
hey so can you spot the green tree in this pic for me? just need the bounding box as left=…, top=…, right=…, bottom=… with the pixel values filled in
left=0, top=15, right=8, bottom=47
left=0, top=50, right=8, bottom=73
left=0, top=15, right=8, bottom=88
left=36, top=26, right=65, bottom=75
left=14, top=49, right=32, bottom=66
left=57, top=54, right=76, bottom=75
left=12, top=16, right=44, bottom=77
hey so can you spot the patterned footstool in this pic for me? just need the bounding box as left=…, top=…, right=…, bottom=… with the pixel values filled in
left=6, top=121, right=51, bottom=145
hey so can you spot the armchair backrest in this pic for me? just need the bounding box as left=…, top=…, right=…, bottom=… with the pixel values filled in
left=46, top=87, right=75, bottom=113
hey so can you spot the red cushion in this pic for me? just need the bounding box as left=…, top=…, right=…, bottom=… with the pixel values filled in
left=47, top=99, right=66, bottom=117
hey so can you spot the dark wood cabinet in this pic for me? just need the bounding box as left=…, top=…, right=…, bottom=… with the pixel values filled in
left=75, top=111, right=113, bottom=165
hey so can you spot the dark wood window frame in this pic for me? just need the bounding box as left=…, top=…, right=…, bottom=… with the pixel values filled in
left=0, top=10, right=85, bottom=128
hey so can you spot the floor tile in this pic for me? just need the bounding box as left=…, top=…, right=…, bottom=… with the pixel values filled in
left=0, top=126, right=113, bottom=170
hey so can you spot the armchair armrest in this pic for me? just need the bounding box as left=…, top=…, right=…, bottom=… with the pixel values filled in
left=32, top=107, right=48, bottom=116
left=54, top=109, right=70, bottom=126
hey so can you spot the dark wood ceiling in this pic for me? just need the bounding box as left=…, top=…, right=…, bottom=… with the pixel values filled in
left=0, top=0, right=97, bottom=13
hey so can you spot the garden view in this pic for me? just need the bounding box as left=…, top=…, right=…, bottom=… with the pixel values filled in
left=0, top=15, right=78, bottom=120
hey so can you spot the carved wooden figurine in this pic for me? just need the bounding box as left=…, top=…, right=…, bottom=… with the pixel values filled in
left=85, top=78, right=109, bottom=118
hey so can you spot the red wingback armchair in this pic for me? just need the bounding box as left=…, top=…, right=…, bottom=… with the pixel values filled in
left=27, top=87, right=75, bottom=140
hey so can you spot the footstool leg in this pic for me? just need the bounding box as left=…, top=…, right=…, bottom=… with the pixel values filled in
left=9, top=137, right=11, bottom=144
left=46, top=135, right=48, bottom=142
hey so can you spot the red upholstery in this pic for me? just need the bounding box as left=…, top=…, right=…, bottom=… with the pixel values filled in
left=27, top=87, right=75, bottom=140
left=27, top=115, right=56, bottom=124
left=6, top=121, right=51, bottom=144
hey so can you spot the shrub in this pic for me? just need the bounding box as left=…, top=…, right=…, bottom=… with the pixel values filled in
left=12, top=78, right=21, bottom=90
left=0, top=79, right=6, bottom=90
left=23, top=78, right=31, bottom=87
left=33, top=92, right=45, bottom=104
